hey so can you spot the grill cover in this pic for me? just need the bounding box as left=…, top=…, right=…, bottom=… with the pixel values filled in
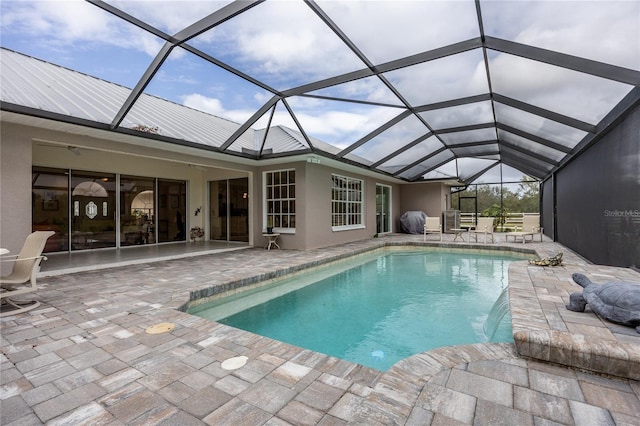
left=400, top=211, right=426, bottom=234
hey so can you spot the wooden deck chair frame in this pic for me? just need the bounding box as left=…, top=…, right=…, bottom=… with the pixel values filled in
left=1, top=231, right=55, bottom=317
left=423, top=217, right=443, bottom=242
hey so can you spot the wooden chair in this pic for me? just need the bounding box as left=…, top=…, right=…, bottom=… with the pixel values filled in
left=1, top=231, right=54, bottom=317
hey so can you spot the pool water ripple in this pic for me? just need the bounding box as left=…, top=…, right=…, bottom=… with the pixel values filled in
left=191, top=249, right=521, bottom=370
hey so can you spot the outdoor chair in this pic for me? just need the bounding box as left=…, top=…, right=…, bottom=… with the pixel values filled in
left=506, top=215, right=543, bottom=244
left=423, top=216, right=443, bottom=241
left=523, top=215, right=543, bottom=242
left=1, top=231, right=54, bottom=317
left=468, top=217, right=496, bottom=244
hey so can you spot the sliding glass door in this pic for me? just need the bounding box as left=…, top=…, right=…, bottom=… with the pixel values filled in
left=32, top=167, right=69, bottom=252
left=71, top=171, right=116, bottom=250
left=120, top=175, right=155, bottom=246
left=33, top=167, right=187, bottom=251
left=209, top=178, right=248, bottom=242
left=157, top=179, right=187, bottom=243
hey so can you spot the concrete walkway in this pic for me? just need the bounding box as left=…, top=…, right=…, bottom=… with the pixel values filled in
left=1, top=234, right=639, bottom=425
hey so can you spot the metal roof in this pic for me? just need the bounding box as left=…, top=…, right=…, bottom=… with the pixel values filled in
left=1, top=0, right=639, bottom=184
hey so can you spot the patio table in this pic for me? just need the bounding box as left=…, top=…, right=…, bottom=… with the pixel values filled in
left=450, top=228, right=467, bottom=242
left=262, top=233, right=280, bottom=250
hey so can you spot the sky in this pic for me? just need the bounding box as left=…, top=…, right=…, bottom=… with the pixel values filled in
left=1, top=0, right=639, bottom=182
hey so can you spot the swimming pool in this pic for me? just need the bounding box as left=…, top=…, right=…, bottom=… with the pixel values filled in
left=190, top=248, right=522, bottom=370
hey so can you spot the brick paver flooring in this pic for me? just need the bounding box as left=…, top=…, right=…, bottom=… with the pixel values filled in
left=2, top=234, right=639, bottom=424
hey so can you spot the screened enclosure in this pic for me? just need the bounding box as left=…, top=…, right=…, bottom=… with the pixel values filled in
left=1, top=0, right=639, bottom=266
left=2, top=1, right=638, bottom=184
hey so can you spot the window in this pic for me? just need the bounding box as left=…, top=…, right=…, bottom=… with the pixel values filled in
left=264, top=169, right=296, bottom=231
left=332, top=174, right=364, bottom=229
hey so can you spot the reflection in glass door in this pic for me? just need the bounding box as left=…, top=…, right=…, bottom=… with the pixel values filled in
left=376, top=184, right=391, bottom=234
left=229, top=178, right=248, bottom=242
left=210, top=180, right=227, bottom=241
left=120, top=176, right=155, bottom=246
left=157, top=179, right=187, bottom=243
left=209, top=178, right=248, bottom=242
left=71, top=171, right=116, bottom=250
left=32, top=167, right=70, bottom=252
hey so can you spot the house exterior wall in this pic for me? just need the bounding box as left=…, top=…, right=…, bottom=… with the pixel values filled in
left=2, top=122, right=256, bottom=248
left=0, top=124, right=33, bottom=269
left=551, top=103, right=640, bottom=268
left=1, top=121, right=411, bottom=253
left=256, top=161, right=403, bottom=250
left=398, top=182, right=448, bottom=232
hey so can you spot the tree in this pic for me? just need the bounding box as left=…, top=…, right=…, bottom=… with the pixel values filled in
left=450, top=176, right=539, bottom=215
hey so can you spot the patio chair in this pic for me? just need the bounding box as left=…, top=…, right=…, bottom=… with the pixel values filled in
left=506, top=215, right=543, bottom=244
left=423, top=216, right=442, bottom=241
left=522, top=215, right=543, bottom=242
left=1, top=231, right=54, bottom=317
left=468, top=217, right=496, bottom=244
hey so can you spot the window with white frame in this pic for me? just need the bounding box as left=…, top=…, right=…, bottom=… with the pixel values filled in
left=331, top=174, right=363, bottom=229
left=264, top=169, right=295, bottom=231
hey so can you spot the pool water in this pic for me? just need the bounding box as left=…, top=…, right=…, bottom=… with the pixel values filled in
left=192, top=249, right=520, bottom=371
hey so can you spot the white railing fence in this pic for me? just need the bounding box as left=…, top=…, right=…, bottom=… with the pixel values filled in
left=459, top=212, right=540, bottom=231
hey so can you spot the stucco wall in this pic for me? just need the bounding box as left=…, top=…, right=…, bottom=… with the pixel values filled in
left=256, top=161, right=401, bottom=250
left=2, top=121, right=421, bottom=253
left=398, top=181, right=448, bottom=229
left=0, top=124, right=33, bottom=266
left=2, top=122, right=256, bottom=249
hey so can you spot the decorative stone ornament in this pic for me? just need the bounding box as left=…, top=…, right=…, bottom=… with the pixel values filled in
left=566, top=273, right=640, bottom=333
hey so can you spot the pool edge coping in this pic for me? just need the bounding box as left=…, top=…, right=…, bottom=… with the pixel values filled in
left=179, top=241, right=537, bottom=313
left=179, top=239, right=640, bottom=381
left=508, top=260, right=640, bottom=381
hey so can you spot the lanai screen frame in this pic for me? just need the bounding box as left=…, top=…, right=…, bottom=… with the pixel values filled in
left=1, top=0, right=639, bottom=186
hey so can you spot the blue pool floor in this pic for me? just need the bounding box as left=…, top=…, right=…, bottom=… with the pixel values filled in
left=195, top=250, right=519, bottom=370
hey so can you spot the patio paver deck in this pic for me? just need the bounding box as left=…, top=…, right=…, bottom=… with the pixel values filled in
left=1, top=234, right=639, bottom=425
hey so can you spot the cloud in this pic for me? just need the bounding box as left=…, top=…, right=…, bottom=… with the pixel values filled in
left=489, top=52, right=633, bottom=124
left=2, top=0, right=636, bottom=181
left=155, top=70, right=199, bottom=86
left=181, top=89, right=401, bottom=149
left=316, top=0, right=480, bottom=65
left=420, top=101, right=494, bottom=130
left=1, top=0, right=163, bottom=56
left=181, top=93, right=256, bottom=124
left=108, top=0, right=233, bottom=35
left=195, top=1, right=367, bottom=88
left=481, top=1, right=639, bottom=70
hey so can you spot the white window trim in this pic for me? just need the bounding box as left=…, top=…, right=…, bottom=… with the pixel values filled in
left=331, top=173, right=364, bottom=231
left=376, top=183, right=393, bottom=235
left=263, top=169, right=296, bottom=234
left=332, top=224, right=366, bottom=232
